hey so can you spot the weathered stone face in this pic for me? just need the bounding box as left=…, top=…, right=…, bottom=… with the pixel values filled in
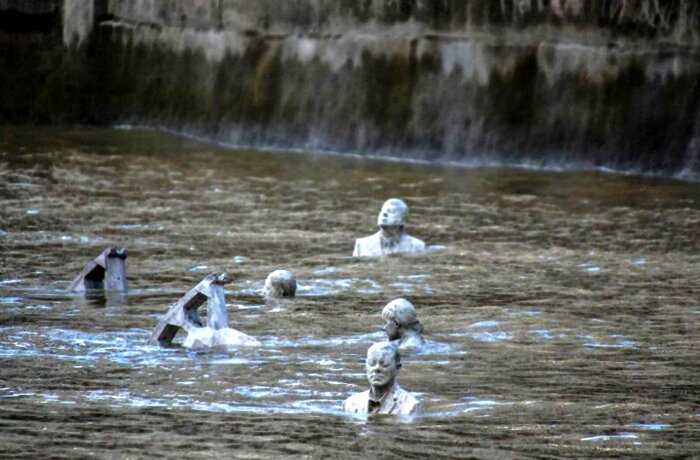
left=377, top=199, right=408, bottom=228
left=365, top=342, right=400, bottom=388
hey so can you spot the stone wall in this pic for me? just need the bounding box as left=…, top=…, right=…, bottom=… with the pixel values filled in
left=97, top=0, right=700, bottom=44
left=3, top=0, right=700, bottom=177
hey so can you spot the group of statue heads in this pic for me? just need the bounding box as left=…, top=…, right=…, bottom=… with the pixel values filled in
left=70, top=198, right=427, bottom=417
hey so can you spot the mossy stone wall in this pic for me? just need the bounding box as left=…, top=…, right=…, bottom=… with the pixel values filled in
left=2, top=0, right=700, bottom=176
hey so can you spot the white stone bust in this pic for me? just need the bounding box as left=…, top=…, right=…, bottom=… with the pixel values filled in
left=263, top=269, right=297, bottom=299
left=353, top=198, right=425, bottom=257
left=382, top=298, right=425, bottom=351
left=343, top=342, right=422, bottom=417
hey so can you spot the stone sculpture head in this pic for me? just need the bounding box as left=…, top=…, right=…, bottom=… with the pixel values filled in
left=365, top=342, right=401, bottom=390
left=377, top=198, right=408, bottom=233
left=381, top=298, right=422, bottom=340
left=263, top=269, right=297, bottom=299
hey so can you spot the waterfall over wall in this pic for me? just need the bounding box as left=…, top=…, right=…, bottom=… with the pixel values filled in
left=11, top=1, right=700, bottom=177
left=63, top=0, right=94, bottom=46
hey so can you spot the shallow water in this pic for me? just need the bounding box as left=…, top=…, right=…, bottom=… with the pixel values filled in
left=1, top=126, right=699, bottom=458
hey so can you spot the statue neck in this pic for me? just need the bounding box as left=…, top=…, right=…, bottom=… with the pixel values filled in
left=369, top=378, right=396, bottom=402
left=379, top=227, right=404, bottom=244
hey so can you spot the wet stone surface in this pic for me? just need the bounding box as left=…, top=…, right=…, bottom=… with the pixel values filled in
left=0, top=126, right=699, bottom=458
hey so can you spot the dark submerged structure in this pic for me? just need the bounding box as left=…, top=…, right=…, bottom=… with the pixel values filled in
left=149, top=272, right=231, bottom=347
left=69, top=247, right=128, bottom=292
left=2, top=1, right=700, bottom=177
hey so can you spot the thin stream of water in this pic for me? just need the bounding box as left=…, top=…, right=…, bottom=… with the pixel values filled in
left=0, top=126, right=699, bottom=458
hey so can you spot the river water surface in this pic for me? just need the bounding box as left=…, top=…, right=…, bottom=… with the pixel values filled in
left=0, top=127, right=699, bottom=458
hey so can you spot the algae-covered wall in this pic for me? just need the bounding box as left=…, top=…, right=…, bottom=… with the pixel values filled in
left=2, top=0, right=700, bottom=177
left=101, top=0, right=700, bottom=43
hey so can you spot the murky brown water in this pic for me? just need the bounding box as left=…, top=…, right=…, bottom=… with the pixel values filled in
left=1, top=126, right=699, bottom=458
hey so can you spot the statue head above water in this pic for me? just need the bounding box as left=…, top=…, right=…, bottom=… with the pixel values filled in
left=353, top=198, right=425, bottom=257
left=382, top=298, right=425, bottom=349
left=343, top=341, right=422, bottom=417
left=263, top=269, right=297, bottom=299
left=377, top=198, right=408, bottom=231
left=366, top=341, right=402, bottom=390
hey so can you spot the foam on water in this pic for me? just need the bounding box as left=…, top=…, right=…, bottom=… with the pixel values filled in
left=581, top=433, right=639, bottom=442
left=260, top=332, right=384, bottom=349
left=630, top=423, right=670, bottom=431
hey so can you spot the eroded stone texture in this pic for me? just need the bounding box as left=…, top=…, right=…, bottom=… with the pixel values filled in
left=69, top=247, right=128, bottom=292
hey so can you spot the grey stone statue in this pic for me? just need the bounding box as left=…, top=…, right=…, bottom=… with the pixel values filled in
left=263, top=269, right=297, bottom=299
left=343, top=342, right=423, bottom=417
left=353, top=198, right=425, bottom=257
left=69, top=247, right=128, bottom=292
left=149, top=273, right=259, bottom=348
left=382, top=298, right=425, bottom=351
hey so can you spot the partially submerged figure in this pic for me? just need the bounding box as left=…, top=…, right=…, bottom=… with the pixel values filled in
left=343, top=342, right=422, bottom=417
left=263, top=269, right=297, bottom=299
left=69, top=247, right=128, bottom=292
left=149, top=273, right=259, bottom=349
left=382, top=298, right=425, bottom=351
left=353, top=198, right=425, bottom=257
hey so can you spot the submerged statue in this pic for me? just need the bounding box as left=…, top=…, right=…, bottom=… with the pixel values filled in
left=343, top=342, right=422, bottom=417
left=382, top=298, right=425, bottom=351
left=353, top=198, right=425, bottom=257
left=69, top=247, right=128, bottom=292
left=263, top=269, right=297, bottom=299
left=149, top=273, right=259, bottom=349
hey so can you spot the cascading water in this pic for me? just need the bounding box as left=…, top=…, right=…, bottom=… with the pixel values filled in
left=4, top=0, right=700, bottom=177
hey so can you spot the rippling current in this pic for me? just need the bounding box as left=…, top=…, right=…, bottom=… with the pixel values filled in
left=0, top=126, right=699, bottom=458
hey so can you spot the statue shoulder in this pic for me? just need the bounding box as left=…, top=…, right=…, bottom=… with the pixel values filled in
left=184, top=327, right=261, bottom=349
left=353, top=232, right=382, bottom=257
left=343, top=390, right=369, bottom=414
left=394, top=385, right=423, bottom=416
left=399, top=335, right=425, bottom=351
left=356, top=232, right=381, bottom=245
left=405, top=234, right=426, bottom=250
left=215, top=328, right=261, bottom=347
